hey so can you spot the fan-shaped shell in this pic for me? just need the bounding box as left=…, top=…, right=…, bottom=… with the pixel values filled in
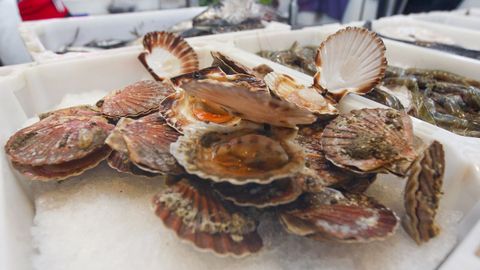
left=403, top=140, right=444, bottom=244
left=138, top=31, right=199, bottom=81
left=5, top=115, right=114, bottom=166
left=152, top=177, right=263, bottom=257
left=39, top=105, right=100, bottom=120
left=105, top=113, right=183, bottom=175
left=279, top=189, right=399, bottom=242
left=264, top=72, right=338, bottom=116
left=96, top=80, right=175, bottom=119
left=321, top=108, right=417, bottom=176
left=314, top=27, right=387, bottom=101
left=107, top=151, right=157, bottom=177
left=170, top=123, right=305, bottom=185
left=211, top=51, right=254, bottom=75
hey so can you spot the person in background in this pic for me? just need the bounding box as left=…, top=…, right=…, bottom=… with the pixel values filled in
left=0, top=0, right=31, bottom=65
left=18, top=0, right=70, bottom=21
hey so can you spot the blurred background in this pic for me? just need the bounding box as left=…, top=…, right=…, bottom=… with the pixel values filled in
left=1, top=0, right=480, bottom=66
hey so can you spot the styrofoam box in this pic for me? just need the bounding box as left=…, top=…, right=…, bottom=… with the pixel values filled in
left=409, top=11, right=480, bottom=31
left=1, top=38, right=480, bottom=269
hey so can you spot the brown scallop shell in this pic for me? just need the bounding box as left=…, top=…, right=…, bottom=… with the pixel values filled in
left=5, top=115, right=114, bottom=166
left=314, top=27, right=387, bottom=101
left=107, top=151, right=157, bottom=177
left=105, top=113, right=183, bottom=175
left=96, top=80, right=175, bottom=119
left=279, top=189, right=399, bottom=242
left=213, top=176, right=304, bottom=208
left=170, top=66, right=226, bottom=88
left=321, top=108, right=417, bottom=177
left=211, top=51, right=254, bottom=75
left=403, top=140, right=444, bottom=244
left=39, top=105, right=100, bottom=120
left=152, top=177, right=263, bottom=257
left=138, top=31, right=199, bottom=81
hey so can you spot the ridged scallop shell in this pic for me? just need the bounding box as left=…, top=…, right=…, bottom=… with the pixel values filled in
left=105, top=113, right=183, bottom=175
left=159, top=91, right=241, bottom=134
left=170, top=123, right=305, bottom=185
left=170, top=66, right=225, bottom=88
left=39, top=105, right=100, bottom=120
left=314, top=27, right=387, bottom=101
left=11, top=146, right=111, bottom=181
left=96, top=80, right=175, bottom=119
left=138, top=31, right=199, bottom=81
left=178, top=71, right=316, bottom=127
left=264, top=72, right=338, bottom=116
left=152, top=177, right=263, bottom=257
left=403, top=140, right=444, bottom=244
left=279, top=189, right=399, bottom=242
left=321, top=108, right=417, bottom=176
left=213, top=176, right=304, bottom=208
left=5, top=115, right=114, bottom=166
left=107, top=151, right=157, bottom=177
left=211, top=51, right=254, bottom=75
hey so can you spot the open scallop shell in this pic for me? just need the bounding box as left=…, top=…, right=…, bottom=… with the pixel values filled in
left=138, top=31, right=199, bottom=81
left=107, top=151, right=157, bottom=177
left=211, top=51, right=254, bottom=75
left=178, top=70, right=316, bottom=127
left=152, top=177, right=263, bottom=257
left=264, top=72, right=338, bottom=117
left=106, top=113, right=183, bottom=175
left=38, top=105, right=100, bottom=120
left=403, top=140, right=444, bottom=244
left=213, top=176, right=304, bottom=208
left=314, top=27, right=387, bottom=101
left=279, top=189, right=399, bottom=242
left=170, top=122, right=305, bottom=185
left=5, top=115, right=114, bottom=167
left=321, top=108, right=417, bottom=176
left=96, top=80, right=175, bottom=119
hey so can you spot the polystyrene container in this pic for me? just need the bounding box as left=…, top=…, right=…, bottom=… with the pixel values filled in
left=410, top=11, right=480, bottom=31
left=1, top=42, right=479, bottom=270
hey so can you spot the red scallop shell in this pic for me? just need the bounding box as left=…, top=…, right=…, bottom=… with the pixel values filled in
left=39, top=105, right=100, bottom=120
left=96, top=80, right=175, bottom=119
left=5, top=115, right=114, bottom=166
left=107, top=151, right=157, bottom=177
left=152, top=177, right=263, bottom=257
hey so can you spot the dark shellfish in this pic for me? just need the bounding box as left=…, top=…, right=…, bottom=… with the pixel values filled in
left=107, top=151, right=157, bottom=177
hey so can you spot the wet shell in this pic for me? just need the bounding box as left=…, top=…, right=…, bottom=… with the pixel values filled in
left=5, top=115, right=114, bottom=166
left=264, top=72, right=338, bottom=116
left=159, top=91, right=241, bottom=134
left=403, top=140, right=444, bottom=244
left=179, top=71, right=316, bottom=127
left=213, top=176, right=304, bottom=208
left=170, top=123, right=305, bottom=185
left=107, top=151, right=157, bottom=177
left=170, top=66, right=225, bottom=88
left=152, top=177, right=263, bottom=257
left=105, top=113, right=183, bottom=175
left=39, top=105, right=100, bottom=120
left=321, top=108, right=417, bottom=176
left=211, top=51, right=254, bottom=75
left=279, top=189, right=399, bottom=242
left=96, top=80, right=175, bottom=119
left=138, top=31, right=199, bottom=81
left=314, top=27, right=387, bottom=101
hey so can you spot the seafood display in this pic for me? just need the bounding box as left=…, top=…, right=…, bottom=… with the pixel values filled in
left=258, top=42, right=480, bottom=137
left=5, top=28, right=447, bottom=258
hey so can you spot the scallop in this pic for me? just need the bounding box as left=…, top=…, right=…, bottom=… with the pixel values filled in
left=105, top=113, right=183, bottom=175
left=96, top=80, right=175, bottom=119
left=314, top=27, right=387, bottom=101
left=279, top=188, right=399, bottom=242
left=170, top=123, right=305, bottom=185
left=107, top=151, right=157, bottom=177
left=403, top=140, right=444, bottom=244
left=321, top=108, right=417, bottom=177
left=39, top=105, right=100, bottom=120
left=211, top=51, right=254, bottom=75
left=152, top=177, right=263, bottom=257
left=138, top=31, right=199, bottom=81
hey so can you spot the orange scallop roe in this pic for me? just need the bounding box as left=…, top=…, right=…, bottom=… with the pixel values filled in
left=192, top=100, right=236, bottom=124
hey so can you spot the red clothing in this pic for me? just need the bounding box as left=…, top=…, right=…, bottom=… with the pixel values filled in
left=18, top=0, right=69, bottom=21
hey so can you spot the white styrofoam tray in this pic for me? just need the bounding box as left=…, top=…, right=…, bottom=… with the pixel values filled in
left=1, top=41, right=479, bottom=270
left=409, top=11, right=480, bottom=31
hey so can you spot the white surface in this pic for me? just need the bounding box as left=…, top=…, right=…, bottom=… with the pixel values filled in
left=0, top=0, right=32, bottom=65
left=63, top=0, right=185, bottom=15
left=410, top=11, right=480, bottom=31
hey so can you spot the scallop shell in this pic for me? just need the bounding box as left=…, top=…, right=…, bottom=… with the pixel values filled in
left=11, top=146, right=111, bottom=181
left=138, top=31, right=199, bottom=81
left=105, top=113, right=183, bottom=175
left=152, top=177, right=263, bottom=257
left=178, top=71, right=316, bottom=127
left=159, top=91, right=241, bottom=134
left=39, top=105, right=100, bottom=120
left=279, top=189, right=399, bottom=242
left=170, top=66, right=226, bottom=88
left=252, top=64, right=274, bottom=79
left=211, top=51, right=254, bottom=75
left=213, top=176, right=304, bottom=208
left=403, top=140, right=444, bottom=244
left=5, top=115, right=114, bottom=166
left=321, top=108, right=417, bottom=176
left=170, top=123, right=305, bottom=185
left=264, top=72, right=338, bottom=116
left=96, top=80, right=175, bottom=119
left=107, top=151, right=157, bottom=177
left=314, top=27, right=387, bottom=101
